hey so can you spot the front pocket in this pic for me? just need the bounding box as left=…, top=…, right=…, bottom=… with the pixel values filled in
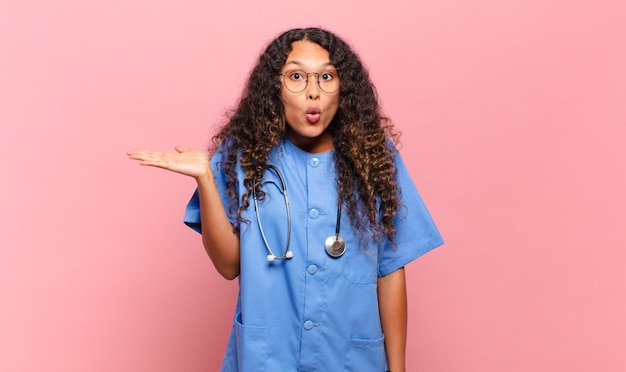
left=234, top=314, right=269, bottom=372
left=344, top=334, right=387, bottom=371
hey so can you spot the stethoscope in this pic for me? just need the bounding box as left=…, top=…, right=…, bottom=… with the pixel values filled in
left=252, top=165, right=346, bottom=261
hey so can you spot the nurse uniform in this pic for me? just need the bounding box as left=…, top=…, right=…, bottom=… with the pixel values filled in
left=184, top=138, right=443, bottom=371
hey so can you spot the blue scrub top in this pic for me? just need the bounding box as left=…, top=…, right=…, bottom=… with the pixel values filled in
left=184, top=138, right=443, bottom=372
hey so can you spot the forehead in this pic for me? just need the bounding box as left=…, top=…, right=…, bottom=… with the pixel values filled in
left=283, top=40, right=333, bottom=70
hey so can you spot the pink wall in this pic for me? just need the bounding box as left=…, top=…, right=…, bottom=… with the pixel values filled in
left=1, top=0, right=624, bottom=371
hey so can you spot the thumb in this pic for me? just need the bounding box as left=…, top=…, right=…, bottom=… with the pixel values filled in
left=174, top=144, right=189, bottom=153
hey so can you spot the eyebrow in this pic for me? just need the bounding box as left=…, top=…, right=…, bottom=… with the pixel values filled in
left=284, top=60, right=335, bottom=68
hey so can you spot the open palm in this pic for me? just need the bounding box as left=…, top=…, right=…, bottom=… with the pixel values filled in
left=127, top=145, right=210, bottom=179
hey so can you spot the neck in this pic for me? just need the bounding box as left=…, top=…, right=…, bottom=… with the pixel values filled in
left=286, top=131, right=334, bottom=154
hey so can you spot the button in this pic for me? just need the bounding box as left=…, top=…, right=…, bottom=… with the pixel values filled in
left=309, top=157, right=320, bottom=167
left=307, top=265, right=318, bottom=275
left=308, top=209, right=319, bottom=218
left=304, top=320, right=314, bottom=330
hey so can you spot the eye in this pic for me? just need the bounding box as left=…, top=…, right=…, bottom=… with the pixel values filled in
left=288, top=70, right=306, bottom=81
left=320, top=72, right=335, bottom=81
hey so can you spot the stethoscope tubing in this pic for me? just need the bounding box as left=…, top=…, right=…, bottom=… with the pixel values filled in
left=253, top=164, right=345, bottom=261
left=253, top=165, right=292, bottom=260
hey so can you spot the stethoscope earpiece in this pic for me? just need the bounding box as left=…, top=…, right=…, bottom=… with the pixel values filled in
left=267, top=251, right=293, bottom=262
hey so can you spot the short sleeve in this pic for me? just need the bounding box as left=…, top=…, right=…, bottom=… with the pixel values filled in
left=183, top=148, right=236, bottom=234
left=183, top=188, right=202, bottom=233
left=378, top=152, right=444, bottom=277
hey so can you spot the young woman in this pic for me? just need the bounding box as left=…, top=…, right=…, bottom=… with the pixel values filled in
left=128, top=27, right=443, bottom=372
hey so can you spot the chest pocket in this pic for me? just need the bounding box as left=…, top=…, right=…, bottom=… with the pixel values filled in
left=340, top=241, right=379, bottom=284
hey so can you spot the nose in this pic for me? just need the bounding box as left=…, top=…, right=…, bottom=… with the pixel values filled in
left=305, top=72, right=320, bottom=100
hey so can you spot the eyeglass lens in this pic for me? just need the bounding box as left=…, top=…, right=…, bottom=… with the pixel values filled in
left=281, top=70, right=339, bottom=93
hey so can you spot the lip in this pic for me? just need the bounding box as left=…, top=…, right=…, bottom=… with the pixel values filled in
left=305, top=107, right=321, bottom=123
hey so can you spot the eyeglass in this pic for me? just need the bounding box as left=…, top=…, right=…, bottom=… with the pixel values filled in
left=278, top=69, right=340, bottom=94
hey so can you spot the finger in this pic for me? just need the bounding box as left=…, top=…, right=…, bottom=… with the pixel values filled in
left=127, top=150, right=149, bottom=160
left=137, top=155, right=173, bottom=168
left=127, top=150, right=159, bottom=161
left=127, top=149, right=144, bottom=157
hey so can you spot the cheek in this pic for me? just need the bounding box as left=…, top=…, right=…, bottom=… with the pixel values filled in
left=280, top=90, right=297, bottom=108
left=328, top=94, right=340, bottom=111
left=281, top=95, right=293, bottom=110
left=280, top=95, right=298, bottom=121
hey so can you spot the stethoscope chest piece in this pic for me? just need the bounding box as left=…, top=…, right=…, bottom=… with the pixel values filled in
left=324, top=235, right=346, bottom=258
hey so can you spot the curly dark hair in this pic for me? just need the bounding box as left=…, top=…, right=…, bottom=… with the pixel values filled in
left=210, top=27, right=402, bottom=247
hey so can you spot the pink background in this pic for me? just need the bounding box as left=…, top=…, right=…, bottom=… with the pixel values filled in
left=1, top=0, right=625, bottom=371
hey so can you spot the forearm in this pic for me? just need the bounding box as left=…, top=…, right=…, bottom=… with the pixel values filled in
left=196, top=172, right=240, bottom=280
left=377, top=267, right=407, bottom=372
left=127, top=145, right=240, bottom=278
